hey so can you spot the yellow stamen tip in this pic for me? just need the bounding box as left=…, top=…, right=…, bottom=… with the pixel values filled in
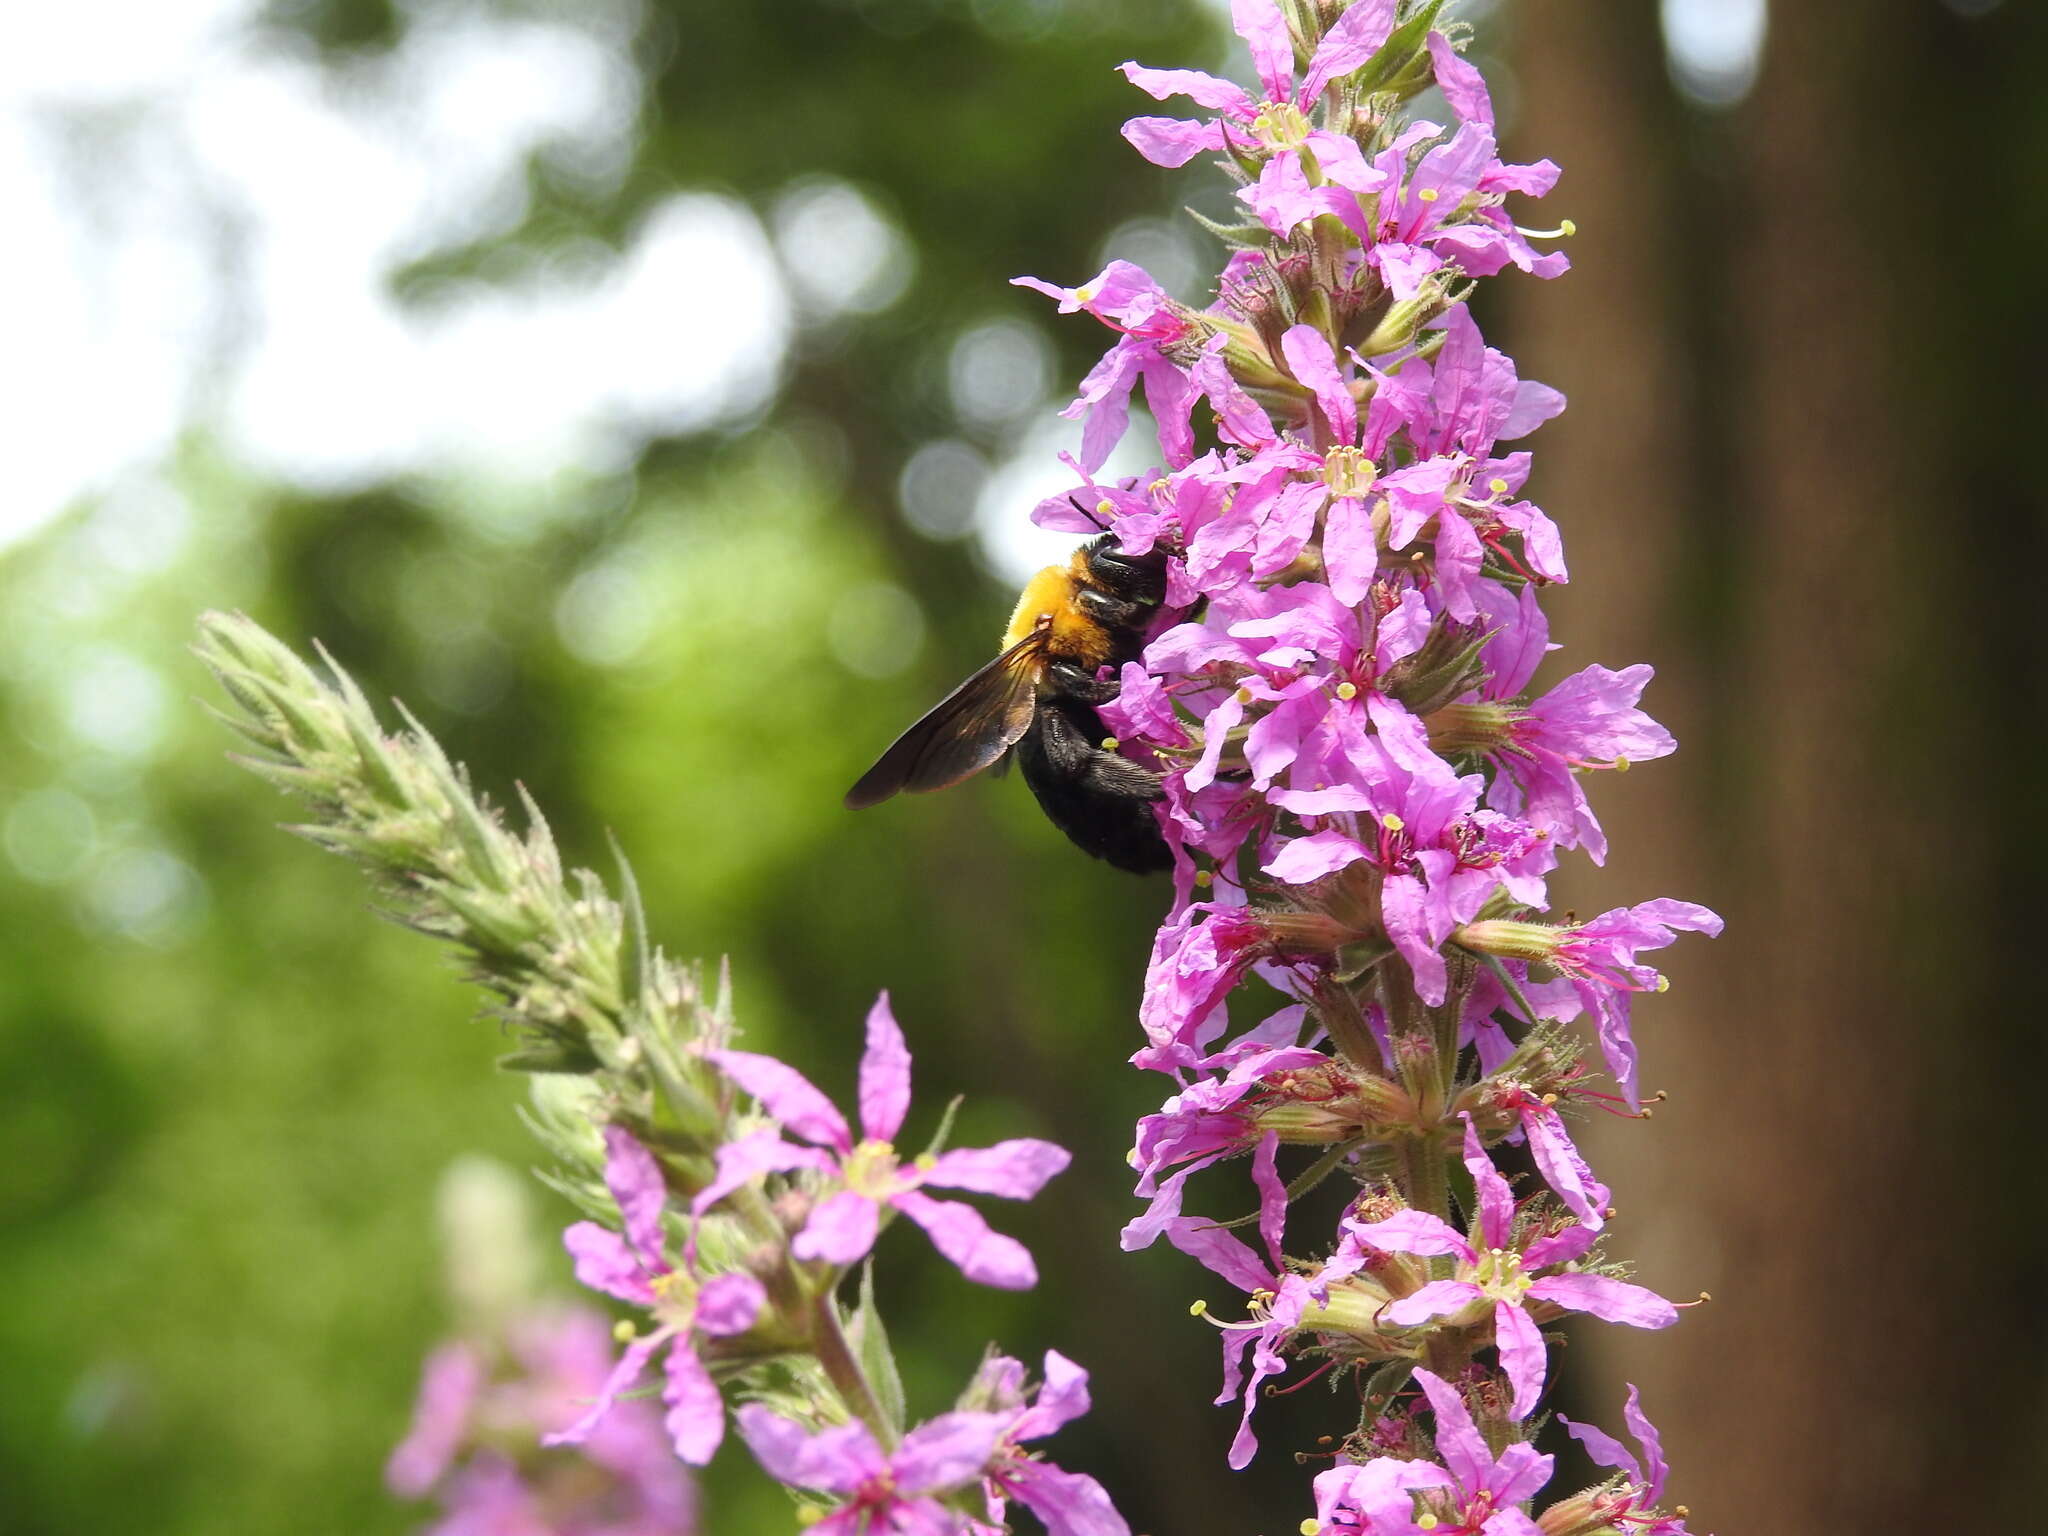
left=1074, top=285, right=1097, bottom=303
left=1380, top=812, right=1405, bottom=832
left=1301, top=1522, right=1322, bottom=1535
left=1560, top=219, right=1578, bottom=237
left=1127, top=1147, right=1141, bottom=1168
left=1488, top=477, right=1509, bottom=495
left=1653, top=973, right=1670, bottom=993
left=1097, top=498, right=1116, bottom=516
left=1101, top=736, right=1120, bottom=751
left=612, top=1320, right=636, bottom=1344
left=1193, top=869, right=1214, bottom=888
left=1334, top=681, right=1359, bottom=701
left=1235, top=687, right=1252, bottom=704
left=1613, top=755, right=1631, bottom=772
left=1417, top=1517, right=1439, bottom=1531
left=1418, top=188, right=1440, bottom=202
left=1190, top=1299, right=1210, bottom=1318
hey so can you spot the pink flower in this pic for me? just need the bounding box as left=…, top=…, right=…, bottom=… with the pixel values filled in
left=549, top=1128, right=765, bottom=1464
left=738, top=1404, right=1006, bottom=1536
left=972, top=1351, right=1133, bottom=1536
left=1348, top=1121, right=1676, bottom=1419
left=706, top=994, right=1069, bottom=1289
left=1557, top=1387, right=1692, bottom=1535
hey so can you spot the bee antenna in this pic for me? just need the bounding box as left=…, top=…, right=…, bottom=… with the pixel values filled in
left=1066, top=492, right=1111, bottom=532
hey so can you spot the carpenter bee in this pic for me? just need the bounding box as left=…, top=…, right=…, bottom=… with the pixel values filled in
left=844, top=533, right=1172, bottom=873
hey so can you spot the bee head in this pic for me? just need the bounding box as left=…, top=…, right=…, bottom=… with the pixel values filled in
left=1080, top=533, right=1168, bottom=606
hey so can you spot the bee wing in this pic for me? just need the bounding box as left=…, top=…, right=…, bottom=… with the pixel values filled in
left=844, top=631, right=1046, bottom=808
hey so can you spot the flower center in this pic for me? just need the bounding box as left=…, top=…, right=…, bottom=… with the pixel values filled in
left=1322, top=445, right=1376, bottom=499
left=1252, top=101, right=1311, bottom=151
left=1472, top=1246, right=1532, bottom=1304
left=843, top=1138, right=905, bottom=1199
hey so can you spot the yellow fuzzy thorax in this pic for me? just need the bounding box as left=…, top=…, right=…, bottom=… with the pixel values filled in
left=1002, top=552, right=1114, bottom=671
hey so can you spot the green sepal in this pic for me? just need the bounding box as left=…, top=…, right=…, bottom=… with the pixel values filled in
left=498, top=1043, right=603, bottom=1075
left=1354, top=1, right=1449, bottom=96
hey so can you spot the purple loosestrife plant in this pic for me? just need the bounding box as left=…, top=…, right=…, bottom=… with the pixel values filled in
left=195, top=614, right=1129, bottom=1536
left=1011, top=0, right=1715, bottom=1527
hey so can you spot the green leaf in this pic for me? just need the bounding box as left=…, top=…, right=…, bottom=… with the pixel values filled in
left=845, top=1265, right=906, bottom=1438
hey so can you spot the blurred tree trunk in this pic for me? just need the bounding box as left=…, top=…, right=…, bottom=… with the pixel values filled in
left=1503, top=0, right=2001, bottom=1526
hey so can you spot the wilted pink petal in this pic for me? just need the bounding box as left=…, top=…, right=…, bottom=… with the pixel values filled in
left=1008, top=1461, right=1132, bottom=1536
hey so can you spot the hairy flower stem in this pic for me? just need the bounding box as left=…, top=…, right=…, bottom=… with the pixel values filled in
left=810, top=1297, right=898, bottom=1450
left=1393, top=1135, right=1450, bottom=1224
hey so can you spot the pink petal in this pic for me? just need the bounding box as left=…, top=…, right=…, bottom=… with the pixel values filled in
left=543, top=1328, right=665, bottom=1448
left=1008, top=1462, right=1132, bottom=1536
left=1016, top=1349, right=1093, bottom=1441
left=793, top=1189, right=882, bottom=1267
left=695, top=1272, right=767, bottom=1337
left=1251, top=1130, right=1287, bottom=1272
left=924, top=1139, right=1071, bottom=1200
left=385, top=1341, right=482, bottom=1495
left=1264, top=827, right=1369, bottom=885
left=1323, top=494, right=1377, bottom=607
left=1557, top=1410, right=1641, bottom=1486
left=1301, top=0, right=1396, bottom=102
left=662, top=1339, right=727, bottom=1465
left=1346, top=1209, right=1475, bottom=1262
left=858, top=991, right=913, bottom=1142
left=736, top=1405, right=881, bottom=1494
left=710, top=1049, right=852, bottom=1152
left=1425, top=31, right=1494, bottom=128
left=1231, top=0, right=1295, bottom=102
left=1459, top=1115, right=1516, bottom=1250
left=691, top=1130, right=833, bottom=1224
left=563, top=1220, right=658, bottom=1305
left=1624, top=1384, right=1670, bottom=1494
left=893, top=1190, right=1037, bottom=1290
left=1383, top=1279, right=1484, bottom=1327
left=1162, top=1215, right=1274, bottom=1295
left=1121, top=114, right=1226, bottom=168
left=1494, top=1299, right=1548, bottom=1419
left=1280, top=324, right=1357, bottom=445
left=600, top=1124, right=671, bottom=1270
left=1410, top=1368, right=1491, bottom=1490
left=1118, top=61, right=1255, bottom=117
left=1528, top=1273, right=1678, bottom=1329
left=893, top=1411, right=1009, bottom=1495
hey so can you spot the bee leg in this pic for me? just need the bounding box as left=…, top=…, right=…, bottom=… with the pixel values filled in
left=1044, top=659, right=1124, bottom=706
left=1033, top=700, right=1163, bottom=800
